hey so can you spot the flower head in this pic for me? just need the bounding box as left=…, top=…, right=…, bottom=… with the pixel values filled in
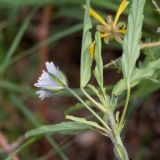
left=34, top=62, right=68, bottom=100
left=88, top=0, right=129, bottom=58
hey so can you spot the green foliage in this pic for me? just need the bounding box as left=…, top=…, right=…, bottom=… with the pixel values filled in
left=80, top=0, right=93, bottom=87
left=121, top=0, right=146, bottom=82
left=66, top=115, right=105, bottom=132
left=25, top=122, right=92, bottom=138
left=94, top=31, right=104, bottom=89
left=1, top=0, right=160, bottom=159
left=5, top=137, right=38, bottom=160
left=87, top=84, right=104, bottom=103
left=9, top=94, right=69, bottom=160
left=113, top=58, right=160, bottom=95
left=0, top=7, right=37, bottom=72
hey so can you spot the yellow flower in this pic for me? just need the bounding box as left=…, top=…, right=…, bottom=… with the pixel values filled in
left=89, top=0, right=129, bottom=58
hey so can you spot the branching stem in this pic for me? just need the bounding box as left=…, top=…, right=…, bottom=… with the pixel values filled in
left=67, top=88, right=111, bottom=132
left=103, top=58, right=120, bottom=69
left=81, top=87, right=108, bottom=113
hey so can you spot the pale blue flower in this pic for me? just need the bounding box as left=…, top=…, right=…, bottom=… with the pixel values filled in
left=34, top=62, right=67, bottom=100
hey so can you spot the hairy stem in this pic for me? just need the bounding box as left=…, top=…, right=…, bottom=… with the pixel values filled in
left=109, top=114, right=129, bottom=160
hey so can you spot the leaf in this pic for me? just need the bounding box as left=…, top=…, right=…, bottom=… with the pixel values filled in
left=80, top=0, right=93, bottom=87
left=94, top=31, right=103, bottom=88
left=64, top=100, right=92, bottom=115
left=10, top=94, right=68, bottom=160
left=66, top=115, right=105, bottom=132
left=121, top=0, right=146, bottom=82
left=113, top=58, right=160, bottom=95
left=25, top=122, right=91, bottom=138
left=87, top=84, right=109, bottom=107
left=87, top=84, right=102, bottom=100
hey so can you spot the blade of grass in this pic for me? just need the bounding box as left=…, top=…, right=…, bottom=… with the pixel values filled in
left=0, top=80, right=36, bottom=97
left=9, top=94, right=69, bottom=160
left=11, top=23, right=83, bottom=65
left=0, top=7, right=38, bottom=73
left=5, top=137, right=38, bottom=160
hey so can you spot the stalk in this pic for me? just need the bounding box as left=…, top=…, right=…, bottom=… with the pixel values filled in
left=119, top=83, right=130, bottom=130
left=109, top=114, right=129, bottom=160
left=67, top=88, right=111, bottom=132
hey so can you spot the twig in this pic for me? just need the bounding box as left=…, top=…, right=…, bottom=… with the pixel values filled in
left=141, top=41, right=160, bottom=49
left=0, top=136, right=24, bottom=154
left=0, top=132, right=23, bottom=160
left=103, top=58, right=120, bottom=69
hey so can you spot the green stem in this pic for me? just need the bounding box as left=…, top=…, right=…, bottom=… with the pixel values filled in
left=113, top=134, right=129, bottom=160
left=119, top=83, right=131, bottom=130
left=81, top=87, right=108, bottom=113
left=5, top=137, right=37, bottom=160
left=109, top=114, right=129, bottom=160
left=67, top=88, right=111, bottom=132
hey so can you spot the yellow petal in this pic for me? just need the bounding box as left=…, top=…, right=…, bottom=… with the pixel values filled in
left=101, top=33, right=108, bottom=38
left=89, top=7, right=108, bottom=26
left=117, top=29, right=126, bottom=34
left=114, top=0, right=129, bottom=27
left=88, top=41, right=95, bottom=59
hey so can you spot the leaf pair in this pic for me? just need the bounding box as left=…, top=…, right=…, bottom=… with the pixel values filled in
left=81, top=30, right=104, bottom=88
left=80, top=0, right=104, bottom=89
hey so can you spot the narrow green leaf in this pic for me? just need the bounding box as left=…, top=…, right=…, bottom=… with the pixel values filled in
left=113, top=58, right=160, bottom=95
left=66, top=115, right=105, bottom=132
left=25, top=122, right=91, bottom=138
left=80, top=0, right=93, bottom=87
left=9, top=94, right=68, bottom=160
left=0, top=7, right=37, bottom=72
left=0, top=80, right=36, bottom=97
left=5, top=137, right=38, bottom=160
left=121, top=0, right=146, bottom=82
left=87, top=84, right=102, bottom=100
left=94, top=31, right=103, bottom=88
left=87, top=84, right=108, bottom=106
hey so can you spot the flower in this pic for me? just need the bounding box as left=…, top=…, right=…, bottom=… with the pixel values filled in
left=88, top=0, right=129, bottom=58
left=34, top=62, right=68, bottom=100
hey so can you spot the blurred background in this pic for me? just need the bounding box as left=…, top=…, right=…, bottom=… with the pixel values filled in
left=0, top=0, right=160, bottom=159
